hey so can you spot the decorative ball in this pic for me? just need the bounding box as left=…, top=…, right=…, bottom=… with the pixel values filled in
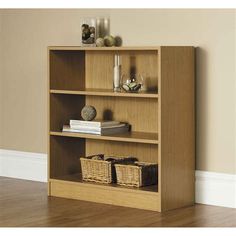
left=82, top=33, right=90, bottom=40
left=114, top=36, right=122, bottom=47
left=96, top=37, right=105, bottom=47
left=81, top=24, right=89, bottom=31
left=83, top=27, right=90, bottom=35
left=104, top=35, right=116, bottom=47
left=81, top=105, right=97, bottom=121
left=89, top=26, right=95, bottom=34
left=86, top=37, right=94, bottom=44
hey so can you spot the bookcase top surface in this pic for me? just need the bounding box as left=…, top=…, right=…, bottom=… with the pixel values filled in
left=48, top=46, right=161, bottom=51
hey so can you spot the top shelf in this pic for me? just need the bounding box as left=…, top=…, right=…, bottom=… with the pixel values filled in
left=48, top=46, right=160, bottom=51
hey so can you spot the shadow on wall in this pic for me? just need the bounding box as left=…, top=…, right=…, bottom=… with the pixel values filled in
left=195, top=47, right=209, bottom=170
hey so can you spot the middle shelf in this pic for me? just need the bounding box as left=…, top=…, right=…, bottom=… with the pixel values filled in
left=50, top=89, right=159, bottom=98
left=50, top=130, right=159, bottom=145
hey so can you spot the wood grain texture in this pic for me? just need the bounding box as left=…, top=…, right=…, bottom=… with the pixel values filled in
left=48, top=46, right=195, bottom=212
left=157, top=46, right=162, bottom=209
left=49, top=136, right=85, bottom=178
left=50, top=89, right=159, bottom=98
left=50, top=179, right=160, bottom=211
left=86, top=139, right=158, bottom=164
left=86, top=96, right=158, bottom=133
left=85, top=51, right=114, bottom=90
left=160, top=46, right=195, bottom=211
left=49, top=50, right=85, bottom=90
left=50, top=131, right=158, bottom=145
left=48, top=46, right=160, bottom=51
left=50, top=173, right=158, bottom=193
left=1, top=177, right=236, bottom=227
left=118, top=50, right=158, bottom=92
left=50, top=94, right=85, bottom=132
left=85, top=50, right=158, bottom=92
left=47, top=46, right=51, bottom=194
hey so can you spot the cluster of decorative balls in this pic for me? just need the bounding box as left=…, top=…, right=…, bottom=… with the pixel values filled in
left=122, top=79, right=142, bottom=92
left=96, top=35, right=122, bottom=47
left=82, top=24, right=96, bottom=44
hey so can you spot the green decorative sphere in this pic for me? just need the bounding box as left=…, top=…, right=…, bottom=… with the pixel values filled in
left=104, top=35, right=116, bottom=47
left=96, top=37, right=105, bottom=47
left=81, top=105, right=97, bottom=121
left=114, top=36, right=122, bottom=46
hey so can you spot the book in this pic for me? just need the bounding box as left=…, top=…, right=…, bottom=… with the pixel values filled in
left=69, top=120, right=120, bottom=128
left=62, top=123, right=129, bottom=135
left=70, top=123, right=124, bottom=130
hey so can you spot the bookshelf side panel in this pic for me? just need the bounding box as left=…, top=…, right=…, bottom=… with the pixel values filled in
left=160, top=46, right=195, bottom=211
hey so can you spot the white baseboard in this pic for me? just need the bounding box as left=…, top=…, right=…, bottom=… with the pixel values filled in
left=0, top=149, right=47, bottom=182
left=195, top=170, right=236, bottom=208
left=0, top=149, right=235, bottom=208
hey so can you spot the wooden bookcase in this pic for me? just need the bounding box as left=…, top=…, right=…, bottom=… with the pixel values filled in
left=48, top=46, right=195, bottom=212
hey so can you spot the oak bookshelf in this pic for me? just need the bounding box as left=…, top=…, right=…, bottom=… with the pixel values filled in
left=48, top=46, right=195, bottom=212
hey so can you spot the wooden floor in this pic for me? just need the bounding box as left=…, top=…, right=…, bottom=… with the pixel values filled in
left=0, top=177, right=236, bottom=227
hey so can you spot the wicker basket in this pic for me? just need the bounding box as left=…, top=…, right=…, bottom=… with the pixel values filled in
left=115, top=161, right=158, bottom=187
left=80, top=154, right=136, bottom=184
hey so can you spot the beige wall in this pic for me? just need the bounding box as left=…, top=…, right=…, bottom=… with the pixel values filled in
left=0, top=11, right=3, bottom=146
left=0, top=9, right=235, bottom=174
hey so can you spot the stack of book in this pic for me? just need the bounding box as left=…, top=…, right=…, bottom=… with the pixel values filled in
left=62, top=120, right=130, bottom=135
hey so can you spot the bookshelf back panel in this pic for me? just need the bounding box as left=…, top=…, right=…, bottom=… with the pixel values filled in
left=86, top=139, right=159, bottom=164
left=85, top=50, right=158, bottom=92
left=86, top=96, right=158, bottom=133
left=49, top=136, right=158, bottom=179
left=50, top=135, right=85, bottom=178
left=50, top=94, right=158, bottom=134
left=49, top=50, right=85, bottom=90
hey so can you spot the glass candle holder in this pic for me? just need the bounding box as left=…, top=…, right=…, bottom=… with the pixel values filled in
left=81, top=18, right=96, bottom=47
left=96, top=17, right=110, bottom=38
left=121, top=74, right=144, bottom=93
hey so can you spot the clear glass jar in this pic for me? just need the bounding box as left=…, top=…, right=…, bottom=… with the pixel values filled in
left=121, top=74, right=145, bottom=93
left=96, top=17, right=110, bottom=38
left=81, top=18, right=96, bottom=47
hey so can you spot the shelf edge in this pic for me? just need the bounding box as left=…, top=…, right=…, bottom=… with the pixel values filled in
left=49, top=178, right=159, bottom=196
left=50, top=89, right=159, bottom=98
left=50, top=131, right=159, bottom=145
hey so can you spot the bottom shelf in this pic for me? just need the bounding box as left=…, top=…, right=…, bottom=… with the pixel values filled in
left=50, top=173, right=158, bottom=193
left=49, top=174, right=160, bottom=211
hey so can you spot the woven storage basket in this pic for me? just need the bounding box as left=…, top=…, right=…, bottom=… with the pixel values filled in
left=115, top=161, right=158, bottom=187
left=80, top=154, right=136, bottom=184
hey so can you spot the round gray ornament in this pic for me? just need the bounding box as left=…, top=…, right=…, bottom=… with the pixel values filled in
left=81, top=105, right=97, bottom=121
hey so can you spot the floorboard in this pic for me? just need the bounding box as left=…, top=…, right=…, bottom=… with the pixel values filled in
left=0, top=177, right=235, bottom=227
